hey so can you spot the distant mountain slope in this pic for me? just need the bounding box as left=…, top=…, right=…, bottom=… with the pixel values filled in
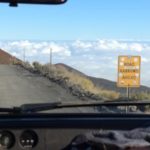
left=88, top=76, right=150, bottom=95
left=56, top=63, right=150, bottom=95
left=55, top=63, right=85, bottom=76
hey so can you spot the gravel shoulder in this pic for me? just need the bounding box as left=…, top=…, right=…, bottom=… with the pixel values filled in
left=0, top=65, right=95, bottom=113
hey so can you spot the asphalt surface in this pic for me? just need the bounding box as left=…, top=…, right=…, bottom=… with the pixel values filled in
left=0, top=65, right=95, bottom=113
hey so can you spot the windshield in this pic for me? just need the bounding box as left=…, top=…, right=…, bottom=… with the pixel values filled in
left=0, top=0, right=150, bottom=113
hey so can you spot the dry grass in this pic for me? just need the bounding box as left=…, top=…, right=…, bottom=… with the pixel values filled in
left=130, top=92, right=150, bottom=100
left=50, top=64, right=120, bottom=100
left=23, top=62, right=120, bottom=100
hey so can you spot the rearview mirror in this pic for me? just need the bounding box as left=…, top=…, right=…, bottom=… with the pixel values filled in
left=0, top=0, right=67, bottom=6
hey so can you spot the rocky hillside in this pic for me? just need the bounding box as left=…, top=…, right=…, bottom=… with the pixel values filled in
left=19, top=61, right=150, bottom=101
left=56, top=63, right=150, bottom=96
left=0, top=49, right=21, bottom=64
left=19, top=61, right=120, bottom=101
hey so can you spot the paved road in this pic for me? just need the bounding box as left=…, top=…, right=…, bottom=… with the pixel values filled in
left=0, top=65, right=95, bottom=113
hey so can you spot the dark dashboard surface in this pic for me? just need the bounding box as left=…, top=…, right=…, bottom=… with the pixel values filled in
left=0, top=113, right=150, bottom=149
left=0, top=128, right=91, bottom=150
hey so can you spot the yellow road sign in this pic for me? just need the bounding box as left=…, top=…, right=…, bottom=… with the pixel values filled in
left=117, top=56, right=141, bottom=87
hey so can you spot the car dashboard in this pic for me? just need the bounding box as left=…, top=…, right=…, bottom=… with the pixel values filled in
left=0, top=113, right=150, bottom=150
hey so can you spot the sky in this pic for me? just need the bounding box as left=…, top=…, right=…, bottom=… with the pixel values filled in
left=0, top=0, right=150, bottom=86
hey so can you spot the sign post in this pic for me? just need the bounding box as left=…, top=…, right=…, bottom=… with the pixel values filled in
left=127, top=86, right=129, bottom=100
left=49, top=48, right=52, bottom=76
left=117, top=56, right=141, bottom=112
left=126, top=86, right=129, bottom=112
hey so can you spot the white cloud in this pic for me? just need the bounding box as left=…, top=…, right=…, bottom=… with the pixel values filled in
left=71, top=39, right=148, bottom=52
left=142, top=57, right=150, bottom=63
left=0, top=40, right=71, bottom=58
left=0, top=40, right=38, bottom=57
left=129, top=43, right=143, bottom=52
left=100, top=56, right=113, bottom=60
left=72, top=40, right=92, bottom=50
left=94, top=40, right=128, bottom=50
left=1, top=40, right=147, bottom=58
left=11, top=52, right=20, bottom=57
left=41, top=42, right=71, bottom=57
left=94, top=40, right=146, bottom=52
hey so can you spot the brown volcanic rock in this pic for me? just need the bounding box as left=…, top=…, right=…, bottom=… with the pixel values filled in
left=0, top=49, right=21, bottom=64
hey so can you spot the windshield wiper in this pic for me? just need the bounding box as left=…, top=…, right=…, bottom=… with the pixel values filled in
left=0, top=100, right=150, bottom=114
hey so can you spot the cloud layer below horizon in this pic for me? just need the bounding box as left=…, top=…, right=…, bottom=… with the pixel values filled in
left=0, top=39, right=150, bottom=86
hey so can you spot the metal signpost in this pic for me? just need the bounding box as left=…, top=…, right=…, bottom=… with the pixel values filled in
left=117, top=56, right=141, bottom=112
left=49, top=48, right=52, bottom=76
left=23, top=49, right=26, bottom=62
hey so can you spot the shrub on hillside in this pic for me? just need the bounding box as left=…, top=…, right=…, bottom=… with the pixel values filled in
left=96, top=90, right=120, bottom=100
left=21, top=61, right=33, bottom=71
left=13, top=59, right=22, bottom=65
left=130, top=92, right=150, bottom=100
left=130, top=92, right=150, bottom=112
left=32, top=61, right=42, bottom=71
